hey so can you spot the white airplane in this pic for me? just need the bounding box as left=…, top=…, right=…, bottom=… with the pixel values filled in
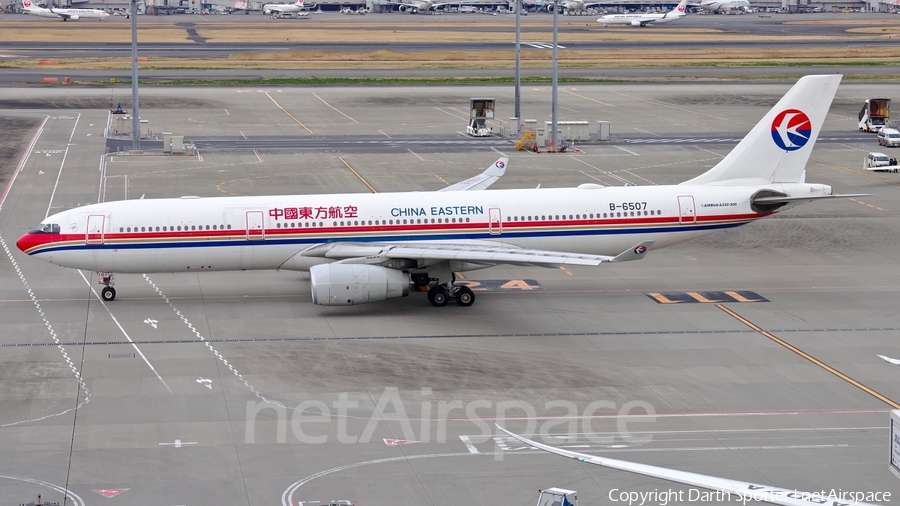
left=699, top=0, right=750, bottom=13
left=262, top=0, right=313, bottom=15
left=497, top=426, right=883, bottom=506
left=18, top=75, right=860, bottom=308
left=21, top=0, right=109, bottom=20
left=392, top=0, right=493, bottom=14
left=598, top=0, right=687, bottom=26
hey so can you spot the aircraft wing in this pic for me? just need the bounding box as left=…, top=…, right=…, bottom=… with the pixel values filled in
left=496, top=425, right=880, bottom=506
left=297, top=240, right=654, bottom=268
left=438, top=157, right=507, bottom=192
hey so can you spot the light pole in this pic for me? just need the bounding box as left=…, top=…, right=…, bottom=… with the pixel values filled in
left=131, top=0, right=140, bottom=150
left=514, top=0, right=521, bottom=134
left=551, top=0, right=558, bottom=151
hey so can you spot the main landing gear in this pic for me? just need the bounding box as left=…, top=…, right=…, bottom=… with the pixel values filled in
left=98, top=272, right=116, bottom=301
left=413, top=267, right=475, bottom=307
left=425, top=284, right=475, bottom=307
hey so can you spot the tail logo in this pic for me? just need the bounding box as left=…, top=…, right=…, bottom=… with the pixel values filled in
left=495, top=160, right=505, bottom=169
left=676, top=3, right=685, bottom=12
left=634, top=245, right=647, bottom=255
left=23, top=0, right=32, bottom=7
left=771, top=109, right=811, bottom=151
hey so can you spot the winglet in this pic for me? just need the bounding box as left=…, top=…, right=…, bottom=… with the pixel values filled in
left=607, top=240, right=654, bottom=262
left=438, top=157, right=508, bottom=192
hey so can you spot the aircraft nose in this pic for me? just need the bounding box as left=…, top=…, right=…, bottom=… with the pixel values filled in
left=16, top=232, right=34, bottom=253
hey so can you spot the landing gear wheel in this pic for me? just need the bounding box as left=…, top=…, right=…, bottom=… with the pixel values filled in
left=428, top=286, right=449, bottom=307
left=455, top=286, right=475, bottom=307
left=412, top=273, right=430, bottom=288
left=101, top=286, right=116, bottom=301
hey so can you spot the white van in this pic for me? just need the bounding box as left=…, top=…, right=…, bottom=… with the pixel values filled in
left=878, top=127, right=900, bottom=147
left=866, top=152, right=897, bottom=172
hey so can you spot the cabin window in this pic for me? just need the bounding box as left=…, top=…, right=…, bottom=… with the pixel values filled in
left=402, top=219, right=407, bottom=224
left=368, top=221, right=372, bottom=225
left=119, top=227, right=124, bottom=232
left=569, top=215, right=573, bottom=219
left=227, top=224, right=232, bottom=229
left=276, top=223, right=281, bottom=228
left=555, top=215, right=559, bottom=220
left=127, top=227, right=132, bottom=232
left=437, top=218, right=442, bottom=223
left=466, top=217, right=470, bottom=222
left=603, top=213, right=607, bottom=218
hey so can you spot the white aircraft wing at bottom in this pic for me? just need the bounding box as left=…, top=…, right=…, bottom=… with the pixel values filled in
left=496, top=425, right=880, bottom=506
left=298, top=240, right=654, bottom=268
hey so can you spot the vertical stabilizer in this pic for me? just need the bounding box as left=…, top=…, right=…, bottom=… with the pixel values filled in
left=682, top=74, right=841, bottom=185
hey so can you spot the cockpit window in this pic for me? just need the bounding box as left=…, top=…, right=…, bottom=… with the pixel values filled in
left=31, top=223, right=60, bottom=234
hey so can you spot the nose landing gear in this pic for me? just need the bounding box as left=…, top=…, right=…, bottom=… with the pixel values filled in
left=98, top=272, right=116, bottom=301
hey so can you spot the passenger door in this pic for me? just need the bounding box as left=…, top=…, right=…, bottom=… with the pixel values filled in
left=85, top=214, right=105, bottom=244
left=489, top=207, right=502, bottom=235
left=246, top=211, right=265, bottom=241
left=677, top=196, right=696, bottom=224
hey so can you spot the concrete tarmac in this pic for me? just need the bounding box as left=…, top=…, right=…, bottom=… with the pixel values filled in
left=1, top=82, right=900, bottom=506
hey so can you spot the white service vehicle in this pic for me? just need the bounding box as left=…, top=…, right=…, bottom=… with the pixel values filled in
left=865, top=152, right=898, bottom=172
left=877, top=127, right=900, bottom=147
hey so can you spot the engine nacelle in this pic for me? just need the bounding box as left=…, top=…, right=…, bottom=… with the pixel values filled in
left=630, top=19, right=642, bottom=26
left=309, top=264, right=409, bottom=306
left=69, top=14, right=80, bottom=19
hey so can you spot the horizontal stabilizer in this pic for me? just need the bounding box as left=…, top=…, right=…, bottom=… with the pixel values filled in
left=752, top=193, right=872, bottom=204
left=608, top=240, right=654, bottom=262
left=496, top=425, right=880, bottom=506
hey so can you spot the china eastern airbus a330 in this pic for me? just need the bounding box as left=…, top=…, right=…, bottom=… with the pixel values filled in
left=18, top=75, right=857, bottom=308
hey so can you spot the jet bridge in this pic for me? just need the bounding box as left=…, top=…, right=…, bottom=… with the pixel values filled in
left=466, top=97, right=495, bottom=137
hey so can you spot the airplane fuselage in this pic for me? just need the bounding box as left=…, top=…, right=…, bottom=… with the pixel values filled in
left=18, top=182, right=828, bottom=275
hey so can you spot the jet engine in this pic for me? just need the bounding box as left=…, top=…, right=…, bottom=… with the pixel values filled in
left=309, top=263, right=409, bottom=306
left=69, top=14, right=80, bottom=19
left=630, top=19, right=642, bottom=26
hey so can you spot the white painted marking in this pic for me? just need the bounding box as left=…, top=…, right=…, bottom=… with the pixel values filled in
left=407, top=148, right=425, bottom=161
left=378, top=130, right=392, bottom=139
left=144, top=318, right=158, bottom=329
left=196, top=377, right=213, bottom=389
left=45, top=146, right=70, bottom=219
left=283, top=453, right=474, bottom=506
left=459, top=435, right=479, bottom=454
left=38, top=170, right=44, bottom=175
left=143, top=274, right=284, bottom=408
left=0, top=235, right=91, bottom=427
left=433, top=107, right=468, bottom=121
left=77, top=270, right=172, bottom=393
left=615, top=145, right=640, bottom=156
left=159, top=439, right=196, bottom=448
left=254, top=149, right=264, bottom=163
left=0, top=475, right=86, bottom=506
left=240, top=131, right=248, bottom=139
left=68, top=112, right=81, bottom=143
